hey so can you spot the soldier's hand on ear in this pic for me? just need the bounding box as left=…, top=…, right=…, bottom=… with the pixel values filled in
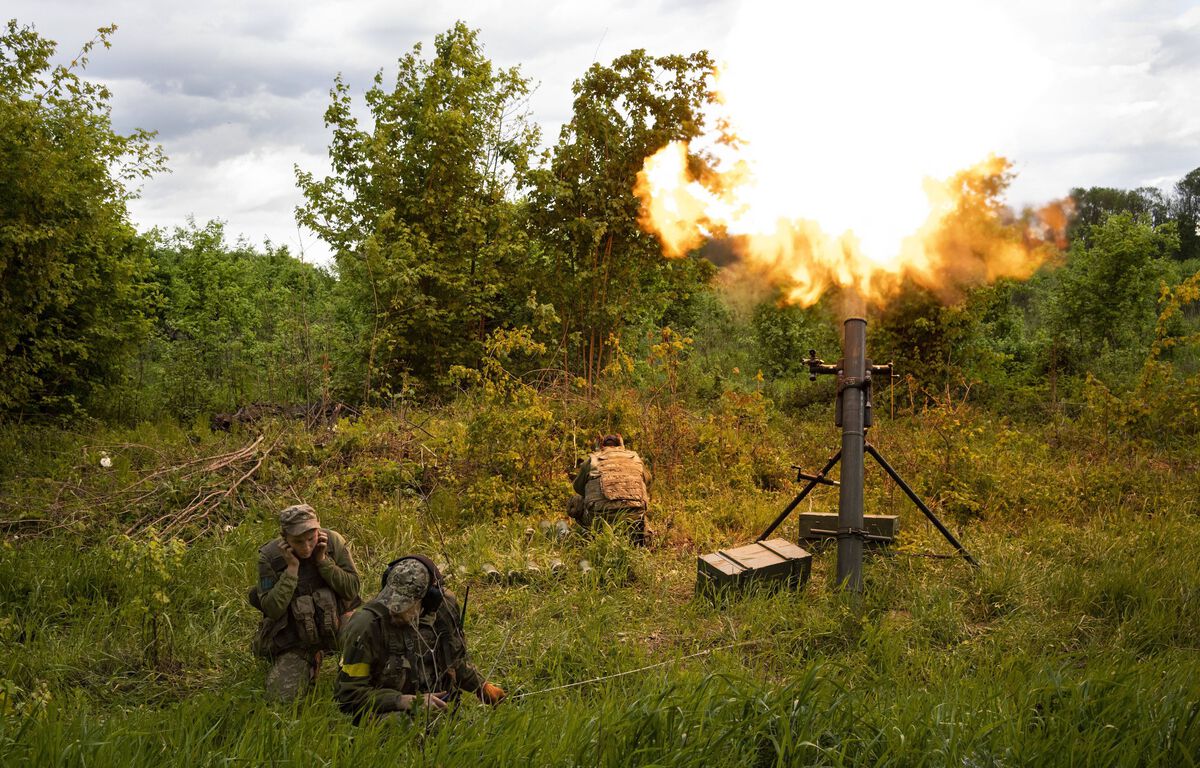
left=280, top=542, right=300, bottom=573
left=312, top=530, right=329, bottom=563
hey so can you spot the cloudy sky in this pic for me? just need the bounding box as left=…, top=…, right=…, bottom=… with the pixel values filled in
left=8, top=1, right=1199, bottom=265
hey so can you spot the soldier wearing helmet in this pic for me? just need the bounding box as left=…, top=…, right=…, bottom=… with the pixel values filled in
left=334, top=556, right=505, bottom=720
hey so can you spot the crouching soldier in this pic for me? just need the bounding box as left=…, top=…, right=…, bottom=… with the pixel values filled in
left=334, top=556, right=505, bottom=720
left=249, top=504, right=361, bottom=701
left=567, top=434, right=652, bottom=546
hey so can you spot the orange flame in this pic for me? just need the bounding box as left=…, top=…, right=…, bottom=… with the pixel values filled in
left=636, top=142, right=1065, bottom=307
left=633, top=3, right=1067, bottom=307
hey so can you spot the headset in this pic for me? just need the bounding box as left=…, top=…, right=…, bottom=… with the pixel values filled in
left=381, top=554, right=445, bottom=614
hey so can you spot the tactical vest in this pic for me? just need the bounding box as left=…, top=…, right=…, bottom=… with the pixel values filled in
left=584, top=448, right=649, bottom=511
left=360, top=600, right=468, bottom=696
left=252, top=535, right=345, bottom=658
left=360, top=602, right=462, bottom=696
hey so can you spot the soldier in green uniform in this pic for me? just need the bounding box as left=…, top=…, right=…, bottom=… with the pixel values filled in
left=249, top=504, right=361, bottom=701
left=567, top=434, right=652, bottom=546
left=334, top=556, right=505, bottom=720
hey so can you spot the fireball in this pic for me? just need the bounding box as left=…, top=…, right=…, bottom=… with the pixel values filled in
left=635, top=1, right=1067, bottom=306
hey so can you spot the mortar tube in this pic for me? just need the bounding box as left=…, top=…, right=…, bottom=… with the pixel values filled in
left=837, top=316, right=866, bottom=592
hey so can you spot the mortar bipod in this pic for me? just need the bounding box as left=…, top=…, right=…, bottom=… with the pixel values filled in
left=757, top=445, right=977, bottom=567
left=756, top=444, right=978, bottom=569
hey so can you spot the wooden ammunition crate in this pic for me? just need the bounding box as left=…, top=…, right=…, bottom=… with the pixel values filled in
left=696, top=538, right=812, bottom=596
left=798, top=513, right=899, bottom=544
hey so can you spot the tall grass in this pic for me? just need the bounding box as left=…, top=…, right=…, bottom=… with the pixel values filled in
left=2, top=398, right=1199, bottom=766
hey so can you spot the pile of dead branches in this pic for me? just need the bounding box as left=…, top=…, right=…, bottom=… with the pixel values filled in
left=210, top=401, right=356, bottom=432
left=122, top=434, right=278, bottom=538
left=1, top=434, right=278, bottom=541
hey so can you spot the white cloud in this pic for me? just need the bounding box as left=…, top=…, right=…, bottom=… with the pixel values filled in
left=8, top=0, right=1200, bottom=265
left=129, top=144, right=333, bottom=262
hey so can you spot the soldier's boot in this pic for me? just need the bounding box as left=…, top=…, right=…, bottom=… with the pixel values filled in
left=566, top=494, right=586, bottom=523
left=265, top=650, right=314, bottom=702
left=630, top=514, right=649, bottom=548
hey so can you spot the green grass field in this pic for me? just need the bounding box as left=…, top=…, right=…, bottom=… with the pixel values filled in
left=2, top=397, right=1198, bottom=766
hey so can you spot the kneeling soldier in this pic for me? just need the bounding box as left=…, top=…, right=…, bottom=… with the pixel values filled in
left=335, top=556, right=505, bottom=720
left=567, top=434, right=652, bottom=546
left=250, top=504, right=361, bottom=701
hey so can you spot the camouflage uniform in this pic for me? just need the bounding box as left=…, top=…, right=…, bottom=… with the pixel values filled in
left=250, top=505, right=360, bottom=702
left=568, top=443, right=652, bottom=545
left=334, top=560, right=487, bottom=720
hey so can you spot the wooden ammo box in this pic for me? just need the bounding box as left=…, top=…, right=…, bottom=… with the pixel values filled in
left=696, top=538, right=812, bottom=597
left=798, top=513, right=899, bottom=545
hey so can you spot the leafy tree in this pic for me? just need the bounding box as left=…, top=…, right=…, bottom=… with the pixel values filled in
left=528, top=49, right=717, bottom=384
left=1068, top=169, right=1200, bottom=263
left=1046, top=212, right=1178, bottom=377
left=152, top=222, right=261, bottom=409
left=1172, top=167, right=1200, bottom=263
left=0, top=21, right=164, bottom=415
left=972, top=278, right=1046, bottom=374
left=126, top=221, right=336, bottom=420
left=871, top=283, right=983, bottom=397
left=297, top=22, right=539, bottom=400
left=752, top=298, right=838, bottom=379
left=1067, top=185, right=1169, bottom=245
left=871, top=159, right=1054, bottom=400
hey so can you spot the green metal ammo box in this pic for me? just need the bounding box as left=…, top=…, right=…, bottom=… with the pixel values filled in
left=696, top=538, right=812, bottom=596
left=797, top=513, right=899, bottom=545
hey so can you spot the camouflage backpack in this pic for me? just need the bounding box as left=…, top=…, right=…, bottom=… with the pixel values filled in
left=584, top=448, right=649, bottom=511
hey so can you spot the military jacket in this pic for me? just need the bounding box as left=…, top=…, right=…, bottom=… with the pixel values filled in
left=334, top=593, right=483, bottom=716
left=252, top=528, right=360, bottom=656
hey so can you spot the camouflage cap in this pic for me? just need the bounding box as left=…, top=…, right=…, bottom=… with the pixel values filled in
left=279, top=504, right=320, bottom=536
left=379, top=559, right=429, bottom=616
